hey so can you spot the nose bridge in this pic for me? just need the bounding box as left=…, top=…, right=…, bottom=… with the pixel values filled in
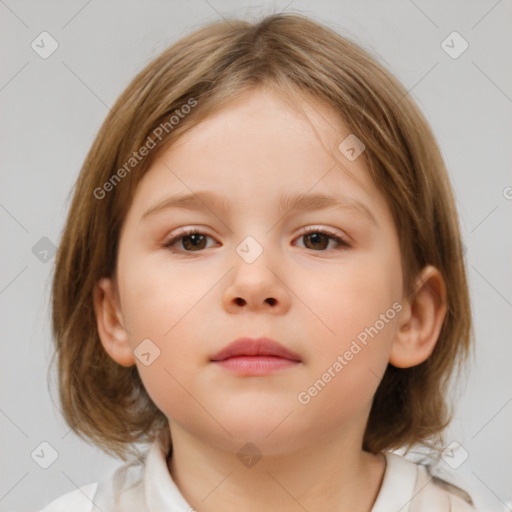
left=233, top=233, right=277, bottom=286
left=230, top=210, right=278, bottom=266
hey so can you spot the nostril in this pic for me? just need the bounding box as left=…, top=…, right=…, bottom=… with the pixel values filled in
left=233, top=297, right=276, bottom=306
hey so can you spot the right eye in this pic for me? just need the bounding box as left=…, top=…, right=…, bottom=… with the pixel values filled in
left=163, top=228, right=218, bottom=253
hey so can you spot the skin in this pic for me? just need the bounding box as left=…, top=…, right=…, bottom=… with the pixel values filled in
left=94, top=86, right=447, bottom=512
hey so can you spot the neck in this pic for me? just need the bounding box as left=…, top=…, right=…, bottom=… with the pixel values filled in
left=166, top=423, right=386, bottom=512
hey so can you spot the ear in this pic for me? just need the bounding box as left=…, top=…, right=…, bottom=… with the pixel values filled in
left=93, top=276, right=136, bottom=367
left=390, top=265, right=447, bottom=368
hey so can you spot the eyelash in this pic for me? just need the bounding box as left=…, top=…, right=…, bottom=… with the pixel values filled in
left=163, top=226, right=350, bottom=254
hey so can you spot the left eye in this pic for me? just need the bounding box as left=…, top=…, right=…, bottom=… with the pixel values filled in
left=163, top=227, right=349, bottom=254
left=294, top=227, right=349, bottom=251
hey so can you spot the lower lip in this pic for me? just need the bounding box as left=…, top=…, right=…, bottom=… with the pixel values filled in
left=212, top=356, right=300, bottom=375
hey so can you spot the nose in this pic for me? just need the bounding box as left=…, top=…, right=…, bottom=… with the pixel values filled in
left=222, top=247, right=291, bottom=314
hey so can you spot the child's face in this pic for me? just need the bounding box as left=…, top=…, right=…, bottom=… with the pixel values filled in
left=99, top=87, right=407, bottom=455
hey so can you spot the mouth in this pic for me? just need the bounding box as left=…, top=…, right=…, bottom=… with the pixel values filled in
left=210, top=337, right=302, bottom=376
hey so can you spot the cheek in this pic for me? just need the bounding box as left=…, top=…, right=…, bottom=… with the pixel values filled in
left=294, top=257, right=399, bottom=396
left=119, top=257, right=199, bottom=336
left=117, top=259, right=214, bottom=414
left=295, top=257, right=400, bottom=342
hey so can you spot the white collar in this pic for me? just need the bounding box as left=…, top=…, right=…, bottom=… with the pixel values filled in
left=144, top=429, right=191, bottom=511
left=371, top=452, right=419, bottom=512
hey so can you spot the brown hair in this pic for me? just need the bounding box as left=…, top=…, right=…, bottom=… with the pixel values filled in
left=49, top=12, right=474, bottom=463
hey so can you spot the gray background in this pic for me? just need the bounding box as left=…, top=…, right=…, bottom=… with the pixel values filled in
left=1, top=1, right=511, bottom=511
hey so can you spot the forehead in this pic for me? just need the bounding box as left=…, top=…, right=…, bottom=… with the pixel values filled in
left=126, top=87, right=389, bottom=227
left=171, top=86, right=346, bottom=154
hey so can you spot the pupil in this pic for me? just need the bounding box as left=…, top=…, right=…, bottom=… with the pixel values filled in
left=307, top=233, right=327, bottom=249
left=184, top=233, right=205, bottom=250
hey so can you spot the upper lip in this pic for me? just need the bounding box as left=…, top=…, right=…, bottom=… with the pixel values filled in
left=211, top=337, right=301, bottom=362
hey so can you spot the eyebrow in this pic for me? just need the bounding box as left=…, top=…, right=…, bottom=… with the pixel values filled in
left=141, top=190, right=378, bottom=227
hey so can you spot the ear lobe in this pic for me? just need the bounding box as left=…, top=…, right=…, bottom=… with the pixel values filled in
left=93, top=277, right=135, bottom=367
left=390, top=265, right=447, bottom=369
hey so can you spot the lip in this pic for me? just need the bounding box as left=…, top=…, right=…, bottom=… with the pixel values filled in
left=210, top=337, right=302, bottom=376
left=211, top=337, right=302, bottom=362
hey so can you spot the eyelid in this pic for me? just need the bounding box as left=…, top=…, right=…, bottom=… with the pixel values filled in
left=163, top=226, right=215, bottom=248
left=296, top=225, right=348, bottom=242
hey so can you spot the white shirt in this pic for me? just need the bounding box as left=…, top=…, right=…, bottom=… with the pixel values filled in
left=38, top=430, right=478, bottom=512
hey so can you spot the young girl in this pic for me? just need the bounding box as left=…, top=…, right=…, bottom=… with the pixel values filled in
left=42, top=12, right=478, bottom=512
